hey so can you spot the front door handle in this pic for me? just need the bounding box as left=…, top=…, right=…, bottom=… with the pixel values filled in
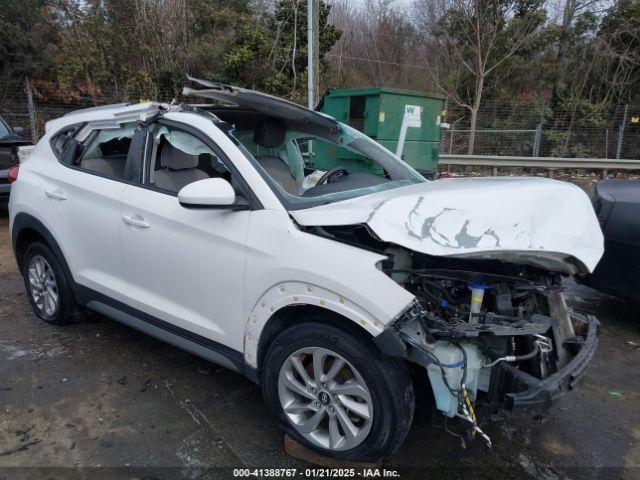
left=122, top=214, right=150, bottom=229
left=45, top=188, right=67, bottom=201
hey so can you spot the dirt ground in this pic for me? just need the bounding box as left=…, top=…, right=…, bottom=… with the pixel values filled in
left=0, top=210, right=639, bottom=480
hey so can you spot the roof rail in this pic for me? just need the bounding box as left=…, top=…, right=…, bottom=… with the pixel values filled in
left=62, top=103, right=131, bottom=117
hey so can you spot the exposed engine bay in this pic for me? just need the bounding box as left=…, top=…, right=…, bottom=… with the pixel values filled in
left=307, top=224, right=598, bottom=448
left=386, top=247, right=597, bottom=447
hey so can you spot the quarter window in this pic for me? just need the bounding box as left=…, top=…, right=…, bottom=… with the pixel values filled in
left=51, top=125, right=81, bottom=159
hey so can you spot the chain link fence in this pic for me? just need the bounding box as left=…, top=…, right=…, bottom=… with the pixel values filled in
left=440, top=101, right=640, bottom=159
left=0, top=81, right=183, bottom=142
left=2, top=80, right=639, bottom=160
left=0, top=84, right=34, bottom=139
left=441, top=129, right=538, bottom=156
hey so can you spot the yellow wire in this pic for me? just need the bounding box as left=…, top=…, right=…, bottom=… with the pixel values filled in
left=462, top=389, right=477, bottom=437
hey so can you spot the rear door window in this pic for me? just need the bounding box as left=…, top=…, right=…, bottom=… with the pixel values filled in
left=75, top=123, right=137, bottom=179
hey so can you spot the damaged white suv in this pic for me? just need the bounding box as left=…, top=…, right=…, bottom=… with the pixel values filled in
left=9, top=78, right=602, bottom=461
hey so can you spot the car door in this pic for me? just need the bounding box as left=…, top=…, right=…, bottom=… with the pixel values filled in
left=40, top=122, right=144, bottom=297
left=118, top=119, right=252, bottom=351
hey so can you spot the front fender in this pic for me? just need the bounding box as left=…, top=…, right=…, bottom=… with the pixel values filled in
left=243, top=282, right=387, bottom=367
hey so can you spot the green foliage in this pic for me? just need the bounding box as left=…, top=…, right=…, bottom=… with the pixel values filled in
left=222, top=15, right=276, bottom=90
left=434, top=0, right=549, bottom=103
left=597, top=0, right=640, bottom=103
left=0, top=0, right=341, bottom=104
left=0, top=0, right=637, bottom=114
left=222, top=0, right=342, bottom=100
left=0, top=0, right=58, bottom=84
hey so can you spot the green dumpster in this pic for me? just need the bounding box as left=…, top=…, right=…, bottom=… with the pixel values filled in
left=315, top=87, right=444, bottom=176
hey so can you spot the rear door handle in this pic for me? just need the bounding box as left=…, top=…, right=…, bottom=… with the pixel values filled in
left=45, top=188, right=66, bottom=201
left=122, top=214, right=150, bottom=229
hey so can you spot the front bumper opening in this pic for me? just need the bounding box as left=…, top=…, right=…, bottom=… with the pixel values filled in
left=392, top=302, right=599, bottom=448
left=498, top=313, right=598, bottom=412
left=394, top=301, right=599, bottom=415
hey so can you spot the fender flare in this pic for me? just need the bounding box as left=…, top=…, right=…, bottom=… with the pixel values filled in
left=243, top=282, right=386, bottom=368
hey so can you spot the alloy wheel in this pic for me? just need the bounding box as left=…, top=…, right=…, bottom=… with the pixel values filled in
left=277, top=347, right=373, bottom=451
left=27, top=255, right=59, bottom=318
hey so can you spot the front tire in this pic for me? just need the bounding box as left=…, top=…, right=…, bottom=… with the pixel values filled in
left=22, top=241, right=84, bottom=325
left=262, top=321, right=414, bottom=462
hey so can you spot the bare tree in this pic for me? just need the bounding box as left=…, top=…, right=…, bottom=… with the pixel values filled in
left=419, top=0, right=546, bottom=154
left=551, top=0, right=606, bottom=111
left=291, top=0, right=300, bottom=95
left=326, top=0, right=428, bottom=91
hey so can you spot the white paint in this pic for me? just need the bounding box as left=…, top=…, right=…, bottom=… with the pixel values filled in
left=395, top=105, right=422, bottom=157
left=178, top=178, right=236, bottom=206
left=45, top=102, right=163, bottom=136
left=243, top=281, right=387, bottom=367
left=241, top=209, right=414, bottom=366
left=10, top=108, right=413, bottom=367
left=290, top=176, right=605, bottom=274
left=7, top=94, right=606, bottom=458
left=13, top=142, right=127, bottom=296
left=9, top=99, right=603, bottom=385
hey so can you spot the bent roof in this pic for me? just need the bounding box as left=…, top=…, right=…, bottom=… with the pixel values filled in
left=183, top=77, right=340, bottom=137
left=45, top=102, right=163, bottom=134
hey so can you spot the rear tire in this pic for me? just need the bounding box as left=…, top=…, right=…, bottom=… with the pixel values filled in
left=262, top=320, right=414, bottom=462
left=22, top=241, right=85, bottom=325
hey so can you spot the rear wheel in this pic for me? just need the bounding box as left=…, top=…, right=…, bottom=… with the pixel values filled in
left=22, top=242, right=84, bottom=325
left=262, top=321, right=414, bottom=461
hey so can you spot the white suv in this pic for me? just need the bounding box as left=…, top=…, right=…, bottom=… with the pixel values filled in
left=9, top=79, right=602, bottom=461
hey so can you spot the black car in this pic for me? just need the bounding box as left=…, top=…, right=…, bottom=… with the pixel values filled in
left=0, top=115, right=32, bottom=206
left=583, top=179, right=640, bottom=303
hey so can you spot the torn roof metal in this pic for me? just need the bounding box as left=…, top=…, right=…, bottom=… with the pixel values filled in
left=183, top=76, right=339, bottom=136
left=45, top=102, right=164, bottom=136
left=290, top=176, right=604, bottom=274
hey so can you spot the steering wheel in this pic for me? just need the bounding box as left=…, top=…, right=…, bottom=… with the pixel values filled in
left=317, top=166, right=349, bottom=185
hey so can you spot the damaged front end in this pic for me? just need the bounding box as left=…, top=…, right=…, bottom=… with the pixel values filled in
left=293, top=176, right=603, bottom=448
left=376, top=251, right=598, bottom=447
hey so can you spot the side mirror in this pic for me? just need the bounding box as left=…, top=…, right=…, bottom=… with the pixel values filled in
left=178, top=177, right=244, bottom=208
left=12, top=126, right=26, bottom=137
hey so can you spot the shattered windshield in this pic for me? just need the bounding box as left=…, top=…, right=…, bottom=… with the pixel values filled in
left=228, top=120, right=425, bottom=209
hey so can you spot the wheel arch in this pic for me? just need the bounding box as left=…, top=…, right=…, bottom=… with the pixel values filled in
left=12, top=213, right=81, bottom=302
left=244, top=282, right=388, bottom=371
left=255, top=304, right=378, bottom=373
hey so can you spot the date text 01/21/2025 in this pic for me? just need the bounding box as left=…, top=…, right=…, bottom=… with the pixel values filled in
left=232, top=468, right=401, bottom=477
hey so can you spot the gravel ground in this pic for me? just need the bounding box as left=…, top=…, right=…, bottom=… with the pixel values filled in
left=0, top=211, right=639, bottom=480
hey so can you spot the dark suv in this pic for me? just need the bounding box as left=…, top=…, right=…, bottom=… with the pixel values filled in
left=0, top=114, right=32, bottom=205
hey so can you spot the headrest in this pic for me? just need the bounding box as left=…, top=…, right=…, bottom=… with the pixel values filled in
left=253, top=118, right=286, bottom=148
left=161, top=142, right=199, bottom=170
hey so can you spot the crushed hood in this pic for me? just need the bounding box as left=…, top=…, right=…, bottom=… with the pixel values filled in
left=290, top=177, right=604, bottom=274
